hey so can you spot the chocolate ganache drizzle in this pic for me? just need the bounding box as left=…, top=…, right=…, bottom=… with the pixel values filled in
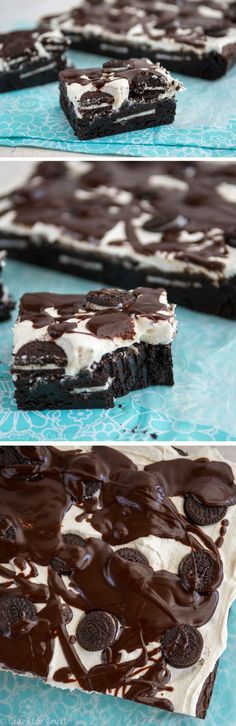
left=0, top=446, right=235, bottom=713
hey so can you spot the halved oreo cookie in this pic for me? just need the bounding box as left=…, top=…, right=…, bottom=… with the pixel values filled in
left=0, top=594, right=37, bottom=637
left=184, top=493, right=227, bottom=526
left=76, top=610, right=118, bottom=651
left=86, top=288, right=131, bottom=310
left=161, top=624, right=203, bottom=668
left=179, top=551, right=218, bottom=593
left=116, top=547, right=149, bottom=566
left=0, top=515, right=16, bottom=541
left=50, top=533, right=85, bottom=576
left=82, top=480, right=101, bottom=499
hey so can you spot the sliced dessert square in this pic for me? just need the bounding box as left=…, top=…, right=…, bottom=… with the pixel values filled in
left=11, top=286, right=177, bottom=409
left=59, top=58, right=183, bottom=139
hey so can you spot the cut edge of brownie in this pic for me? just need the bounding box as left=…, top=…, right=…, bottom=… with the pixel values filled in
left=1, top=234, right=236, bottom=320
left=196, top=662, right=218, bottom=719
left=12, top=342, right=174, bottom=410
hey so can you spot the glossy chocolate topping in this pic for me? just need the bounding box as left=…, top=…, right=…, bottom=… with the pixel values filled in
left=0, top=446, right=234, bottom=712
left=17, top=287, right=171, bottom=341
left=1, top=161, right=235, bottom=274
left=41, top=0, right=236, bottom=52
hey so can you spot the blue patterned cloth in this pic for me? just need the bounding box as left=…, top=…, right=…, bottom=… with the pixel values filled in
left=0, top=260, right=235, bottom=442
left=0, top=50, right=236, bottom=157
left=0, top=602, right=235, bottom=726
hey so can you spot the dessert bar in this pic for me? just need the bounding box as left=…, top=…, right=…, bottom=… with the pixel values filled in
left=59, top=59, right=183, bottom=139
left=40, top=0, right=236, bottom=80
left=0, top=444, right=235, bottom=719
left=0, top=29, right=69, bottom=92
left=0, top=161, right=235, bottom=319
left=11, top=287, right=177, bottom=410
left=0, top=252, right=14, bottom=321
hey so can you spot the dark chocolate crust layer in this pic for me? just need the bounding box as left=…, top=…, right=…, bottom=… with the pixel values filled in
left=12, top=342, right=174, bottom=410
left=0, top=445, right=234, bottom=717
left=0, top=62, right=67, bottom=93
left=196, top=664, right=218, bottom=719
left=0, top=297, right=15, bottom=322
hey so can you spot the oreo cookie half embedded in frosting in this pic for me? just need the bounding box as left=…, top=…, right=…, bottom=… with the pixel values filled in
left=179, top=551, right=220, bottom=593
left=161, top=624, right=203, bottom=668
left=76, top=610, right=118, bottom=651
left=0, top=515, right=16, bottom=541
left=0, top=594, right=38, bottom=637
left=184, top=493, right=227, bottom=526
left=116, top=547, right=149, bottom=566
left=50, top=533, right=85, bottom=576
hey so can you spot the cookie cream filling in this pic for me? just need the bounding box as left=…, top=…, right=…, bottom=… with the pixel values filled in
left=1, top=445, right=235, bottom=718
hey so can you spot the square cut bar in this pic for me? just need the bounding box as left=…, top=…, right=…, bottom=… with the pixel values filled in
left=0, top=160, right=236, bottom=319
left=59, top=58, right=183, bottom=139
left=0, top=252, right=14, bottom=321
left=40, top=0, right=236, bottom=80
left=0, top=444, right=236, bottom=719
left=0, top=29, right=69, bottom=92
left=11, top=287, right=177, bottom=410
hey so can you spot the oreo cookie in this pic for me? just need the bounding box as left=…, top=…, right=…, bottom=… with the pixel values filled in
left=117, top=547, right=149, bottom=566
left=86, top=288, right=131, bottom=310
left=82, top=480, right=101, bottom=499
left=80, top=91, right=112, bottom=114
left=161, top=624, right=203, bottom=668
left=0, top=515, right=16, bottom=541
left=179, top=551, right=218, bottom=593
left=130, top=71, right=167, bottom=97
left=50, top=533, right=85, bottom=576
left=0, top=446, right=28, bottom=467
left=0, top=594, right=37, bottom=637
left=76, top=610, right=118, bottom=651
left=184, top=493, right=227, bottom=526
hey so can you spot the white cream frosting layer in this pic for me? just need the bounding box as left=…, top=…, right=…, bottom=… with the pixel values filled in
left=1, top=445, right=236, bottom=718
left=1, top=166, right=236, bottom=283
left=13, top=291, right=177, bottom=376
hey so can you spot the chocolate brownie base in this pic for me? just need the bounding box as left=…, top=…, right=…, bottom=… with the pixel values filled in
left=12, top=342, right=174, bottom=410
left=0, top=59, right=67, bottom=93
left=60, top=85, right=177, bottom=139
left=61, top=34, right=236, bottom=80
left=196, top=664, right=218, bottom=719
left=0, top=296, right=15, bottom=321
left=1, top=235, right=236, bottom=319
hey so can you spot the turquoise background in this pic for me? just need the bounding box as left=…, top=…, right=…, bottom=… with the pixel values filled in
left=0, top=49, right=235, bottom=157
left=0, top=260, right=235, bottom=442
left=0, top=602, right=235, bottom=726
